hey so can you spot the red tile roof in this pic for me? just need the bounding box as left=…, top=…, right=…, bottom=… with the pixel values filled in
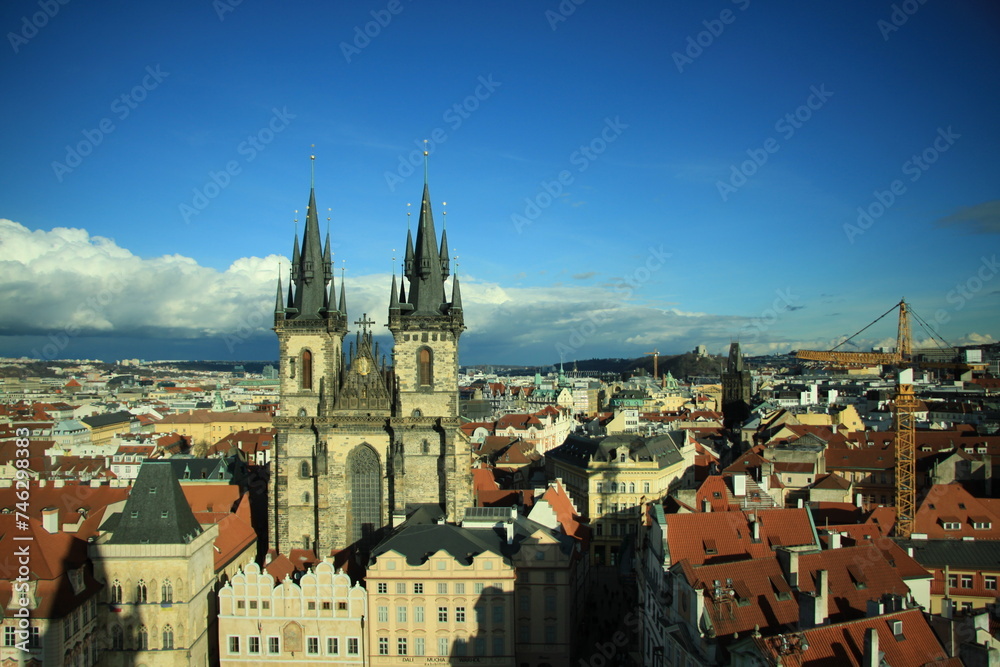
left=751, top=609, right=953, bottom=667
left=665, top=508, right=817, bottom=566
left=798, top=545, right=912, bottom=622
left=914, top=483, right=1000, bottom=539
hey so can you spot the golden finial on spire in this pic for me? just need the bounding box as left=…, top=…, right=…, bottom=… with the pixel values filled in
left=442, top=201, right=447, bottom=229
left=423, top=140, right=429, bottom=183
left=406, top=202, right=412, bottom=231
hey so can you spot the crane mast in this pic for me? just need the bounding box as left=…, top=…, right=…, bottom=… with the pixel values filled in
left=795, top=299, right=916, bottom=538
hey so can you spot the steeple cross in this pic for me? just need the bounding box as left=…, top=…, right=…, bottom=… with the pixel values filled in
left=354, top=313, right=376, bottom=333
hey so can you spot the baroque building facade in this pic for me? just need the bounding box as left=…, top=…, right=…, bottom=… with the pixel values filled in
left=269, top=171, right=472, bottom=557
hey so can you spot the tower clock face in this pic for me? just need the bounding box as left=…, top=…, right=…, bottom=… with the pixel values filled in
left=355, top=356, right=371, bottom=375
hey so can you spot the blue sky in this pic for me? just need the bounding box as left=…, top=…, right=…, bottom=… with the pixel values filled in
left=1, top=0, right=998, bottom=365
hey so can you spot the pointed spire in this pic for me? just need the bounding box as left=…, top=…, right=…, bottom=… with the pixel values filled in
left=286, top=270, right=295, bottom=310
left=338, top=266, right=347, bottom=315
left=404, top=228, right=414, bottom=277
left=439, top=224, right=450, bottom=276
left=451, top=274, right=463, bottom=310
left=275, top=275, right=284, bottom=314
left=389, top=273, right=400, bottom=310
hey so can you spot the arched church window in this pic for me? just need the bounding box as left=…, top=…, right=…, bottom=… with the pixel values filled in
left=421, top=439, right=430, bottom=455
left=418, top=347, right=433, bottom=386
left=301, top=350, right=313, bottom=390
left=162, top=625, right=174, bottom=650
left=300, top=460, right=311, bottom=478
left=302, top=491, right=310, bottom=503
left=348, top=445, right=381, bottom=545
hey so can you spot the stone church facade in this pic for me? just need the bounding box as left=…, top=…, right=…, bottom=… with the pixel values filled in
left=268, top=173, right=472, bottom=557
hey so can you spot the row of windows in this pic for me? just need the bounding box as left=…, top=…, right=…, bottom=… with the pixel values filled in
left=376, top=635, right=506, bottom=657
left=3, top=626, right=40, bottom=648
left=596, top=481, right=651, bottom=494
left=375, top=581, right=502, bottom=595
left=947, top=574, right=997, bottom=590
left=110, top=625, right=175, bottom=650
left=110, top=579, right=175, bottom=604
left=374, top=604, right=506, bottom=624
left=227, top=635, right=359, bottom=656
left=63, top=598, right=99, bottom=640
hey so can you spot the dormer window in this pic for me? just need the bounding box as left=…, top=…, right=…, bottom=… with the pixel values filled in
left=942, top=522, right=961, bottom=531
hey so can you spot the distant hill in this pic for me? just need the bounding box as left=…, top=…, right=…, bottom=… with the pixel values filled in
left=560, top=353, right=725, bottom=381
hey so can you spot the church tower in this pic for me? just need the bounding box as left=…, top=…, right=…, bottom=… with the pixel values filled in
left=721, top=342, right=752, bottom=429
left=387, top=175, right=471, bottom=521
left=270, top=160, right=471, bottom=558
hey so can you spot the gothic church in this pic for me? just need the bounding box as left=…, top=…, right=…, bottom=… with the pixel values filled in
left=268, top=171, right=472, bottom=557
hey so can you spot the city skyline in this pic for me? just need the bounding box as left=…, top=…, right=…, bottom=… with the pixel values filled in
left=1, top=1, right=998, bottom=365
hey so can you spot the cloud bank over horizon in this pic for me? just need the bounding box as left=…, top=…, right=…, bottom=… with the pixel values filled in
left=0, top=219, right=993, bottom=365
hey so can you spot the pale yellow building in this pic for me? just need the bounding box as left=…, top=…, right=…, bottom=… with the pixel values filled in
left=218, top=559, right=366, bottom=665
left=365, top=509, right=517, bottom=666
left=152, top=410, right=272, bottom=446
left=547, top=431, right=696, bottom=565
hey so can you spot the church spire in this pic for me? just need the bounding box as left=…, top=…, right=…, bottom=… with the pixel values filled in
left=338, top=267, right=347, bottom=315
left=275, top=274, right=284, bottom=315
left=451, top=273, right=463, bottom=310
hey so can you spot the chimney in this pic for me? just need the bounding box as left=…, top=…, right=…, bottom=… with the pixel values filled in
left=855, top=492, right=863, bottom=508
left=752, top=518, right=760, bottom=542
left=866, top=598, right=885, bottom=617
left=778, top=548, right=800, bottom=588
left=797, top=498, right=804, bottom=509
left=799, top=570, right=828, bottom=629
left=41, top=507, right=59, bottom=534
left=829, top=532, right=842, bottom=549
left=733, top=473, right=747, bottom=497
left=862, top=628, right=880, bottom=667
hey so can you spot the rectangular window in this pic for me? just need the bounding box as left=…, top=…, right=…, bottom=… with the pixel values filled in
left=228, top=636, right=240, bottom=654
left=644, top=482, right=650, bottom=493
left=545, top=624, right=557, bottom=643
left=519, top=591, right=530, bottom=612
left=415, top=636, right=425, bottom=656
left=438, top=637, right=449, bottom=656
left=397, top=637, right=408, bottom=655
left=307, top=637, right=319, bottom=655
left=456, top=606, right=466, bottom=622
left=596, top=481, right=603, bottom=493
left=327, top=637, right=339, bottom=655
left=455, top=582, right=465, bottom=595
left=415, top=606, right=425, bottom=622
left=455, top=638, right=467, bottom=656
left=397, top=606, right=407, bottom=623
left=378, top=637, right=389, bottom=655
left=396, top=582, right=406, bottom=594
left=545, top=571, right=556, bottom=584
left=437, top=582, right=448, bottom=594
left=377, top=605, right=388, bottom=622
left=336, top=601, right=346, bottom=611
left=377, top=582, right=387, bottom=594
left=961, top=575, right=973, bottom=588
left=347, top=638, right=359, bottom=656
left=476, top=606, right=485, bottom=624
left=519, top=624, right=530, bottom=643
left=268, top=636, right=280, bottom=654
left=475, top=637, right=486, bottom=656
left=438, top=606, right=448, bottom=622
left=545, top=594, right=556, bottom=613
left=493, top=605, right=504, bottom=624
left=413, top=582, right=424, bottom=594
left=308, top=601, right=316, bottom=610
left=493, top=636, right=504, bottom=656
left=249, top=600, right=257, bottom=609
left=986, top=576, right=997, bottom=591
left=474, top=582, right=484, bottom=594
left=948, top=574, right=958, bottom=589
left=248, top=637, right=260, bottom=654
left=322, top=601, right=332, bottom=611
left=237, top=600, right=245, bottom=609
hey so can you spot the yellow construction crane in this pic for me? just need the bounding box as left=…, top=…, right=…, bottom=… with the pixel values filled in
left=645, top=349, right=660, bottom=380
left=796, top=299, right=917, bottom=538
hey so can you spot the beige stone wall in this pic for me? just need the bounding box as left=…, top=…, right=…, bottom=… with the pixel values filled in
left=90, top=525, right=219, bottom=667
